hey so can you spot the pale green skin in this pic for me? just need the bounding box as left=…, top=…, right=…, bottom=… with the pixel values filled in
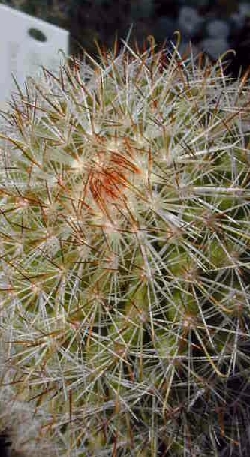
left=0, top=46, right=250, bottom=455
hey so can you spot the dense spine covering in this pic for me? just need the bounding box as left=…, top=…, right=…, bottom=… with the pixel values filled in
left=0, top=41, right=250, bottom=455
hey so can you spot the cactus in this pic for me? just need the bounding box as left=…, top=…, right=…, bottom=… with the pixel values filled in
left=0, top=39, right=250, bottom=455
left=0, top=344, right=54, bottom=457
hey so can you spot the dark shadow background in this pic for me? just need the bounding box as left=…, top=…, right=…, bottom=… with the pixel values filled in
left=0, top=0, right=250, bottom=78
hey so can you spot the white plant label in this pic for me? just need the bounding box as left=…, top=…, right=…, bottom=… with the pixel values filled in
left=0, top=5, right=69, bottom=107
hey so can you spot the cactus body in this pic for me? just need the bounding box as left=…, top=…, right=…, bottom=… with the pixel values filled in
left=0, top=42, right=250, bottom=455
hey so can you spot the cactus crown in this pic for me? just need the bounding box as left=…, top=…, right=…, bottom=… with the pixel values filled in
left=0, top=40, right=250, bottom=455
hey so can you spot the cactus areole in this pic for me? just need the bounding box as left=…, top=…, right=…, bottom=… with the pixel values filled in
left=0, top=40, right=250, bottom=455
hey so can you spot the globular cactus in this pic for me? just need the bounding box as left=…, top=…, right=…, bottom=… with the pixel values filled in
left=0, top=38, right=250, bottom=456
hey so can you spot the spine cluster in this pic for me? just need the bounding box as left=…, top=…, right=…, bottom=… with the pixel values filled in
left=0, top=41, right=250, bottom=455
